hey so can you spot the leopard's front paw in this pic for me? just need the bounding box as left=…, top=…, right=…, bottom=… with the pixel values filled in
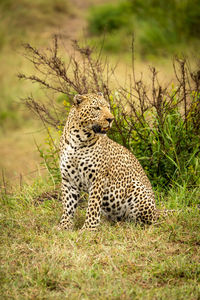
left=81, top=223, right=98, bottom=232
left=58, top=220, right=73, bottom=231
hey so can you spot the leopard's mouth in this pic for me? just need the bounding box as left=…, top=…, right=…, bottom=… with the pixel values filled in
left=92, top=124, right=110, bottom=134
left=102, top=126, right=110, bottom=131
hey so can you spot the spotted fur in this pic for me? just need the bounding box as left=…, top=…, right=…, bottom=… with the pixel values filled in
left=59, top=93, right=158, bottom=230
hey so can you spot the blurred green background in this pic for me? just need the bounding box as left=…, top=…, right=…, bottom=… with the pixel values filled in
left=0, top=0, right=199, bottom=186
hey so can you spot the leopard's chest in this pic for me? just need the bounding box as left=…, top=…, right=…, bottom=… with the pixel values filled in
left=60, top=145, right=98, bottom=191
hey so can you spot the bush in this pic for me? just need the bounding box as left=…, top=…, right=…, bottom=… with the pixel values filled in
left=109, top=89, right=200, bottom=190
left=88, top=0, right=200, bottom=56
left=19, top=37, right=200, bottom=197
left=88, top=2, right=133, bottom=35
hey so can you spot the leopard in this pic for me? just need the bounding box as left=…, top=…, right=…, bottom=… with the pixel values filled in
left=59, top=92, right=160, bottom=231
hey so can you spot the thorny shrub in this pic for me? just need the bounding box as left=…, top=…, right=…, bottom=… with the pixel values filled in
left=18, top=36, right=200, bottom=196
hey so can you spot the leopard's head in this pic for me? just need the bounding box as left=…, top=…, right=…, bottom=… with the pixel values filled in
left=72, top=93, right=114, bottom=134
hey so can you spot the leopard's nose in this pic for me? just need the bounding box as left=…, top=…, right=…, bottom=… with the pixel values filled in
left=106, top=118, right=114, bottom=124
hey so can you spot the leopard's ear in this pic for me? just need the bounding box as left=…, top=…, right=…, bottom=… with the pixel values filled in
left=73, top=94, right=85, bottom=106
left=97, top=92, right=103, bottom=97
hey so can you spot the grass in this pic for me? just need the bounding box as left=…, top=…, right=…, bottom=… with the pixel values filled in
left=0, top=0, right=70, bottom=50
left=0, top=4, right=199, bottom=297
left=0, top=47, right=50, bottom=183
left=0, top=125, right=47, bottom=185
left=0, top=0, right=71, bottom=132
left=0, top=180, right=200, bottom=299
left=0, top=0, right=72, bottom=183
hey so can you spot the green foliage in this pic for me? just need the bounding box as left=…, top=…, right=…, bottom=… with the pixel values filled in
left=109, top=91, right=200, bottom=191
left=88, top=2, right=133, bottom=35
left=88, top=0, right=200, bottom=56
left=20, top=39, right=200, bottom=201
left=39, top=87, right=200, bottom=195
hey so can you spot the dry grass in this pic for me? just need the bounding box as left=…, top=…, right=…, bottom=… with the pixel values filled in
left=0, top=125, right=47, bottom=185
left=0, top=181, right=200, bottom=299
left=1, top=0, right=199, bottom=187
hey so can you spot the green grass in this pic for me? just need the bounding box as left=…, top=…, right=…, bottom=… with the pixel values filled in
left=1, top=180, right=200, bottom=299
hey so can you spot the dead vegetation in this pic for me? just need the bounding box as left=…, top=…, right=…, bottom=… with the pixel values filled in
left=18, top=36, right=200, bottom=134
left=18, top=36, right=200, bottom=189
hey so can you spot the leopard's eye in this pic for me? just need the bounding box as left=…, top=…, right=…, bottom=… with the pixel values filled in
left=95, top=107, right=101, bottom=111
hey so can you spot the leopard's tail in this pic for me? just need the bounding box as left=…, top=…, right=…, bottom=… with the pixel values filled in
left=154, top=208, right=179, bottom=223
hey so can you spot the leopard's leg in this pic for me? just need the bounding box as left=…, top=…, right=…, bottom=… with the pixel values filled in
left=127, top=182, right=157, bottom=224
left=59, top=178, right=80, bottom=230
left=82, top=179, right=104, bottom=231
